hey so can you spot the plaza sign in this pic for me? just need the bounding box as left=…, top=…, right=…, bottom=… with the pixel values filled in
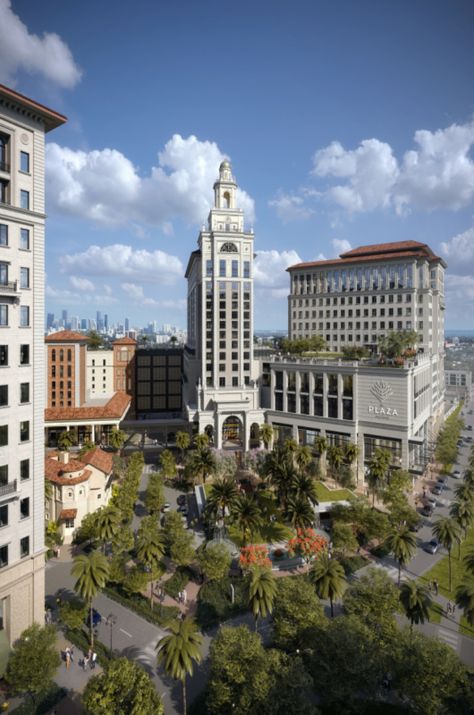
left=368, top=380, right=399, bottom=417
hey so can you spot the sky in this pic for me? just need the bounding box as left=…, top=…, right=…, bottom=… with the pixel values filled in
left=2, top=0, right=474, bottom=330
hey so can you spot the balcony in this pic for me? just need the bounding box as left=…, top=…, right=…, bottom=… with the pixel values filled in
left=0, top=280, right=18, bottom=294
left=0, top=479, right=17, bottom=498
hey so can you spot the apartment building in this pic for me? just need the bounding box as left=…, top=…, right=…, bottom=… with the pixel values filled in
left=183, top=161, right=264, bottom=448
left=445, top=369, right=472, bottom=400
left=0, top=85, right=66, bottom=646
left=86, top=348, right=114, bottom=399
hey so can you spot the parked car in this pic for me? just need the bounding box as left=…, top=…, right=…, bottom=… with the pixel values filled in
left=161, top=502, right=171, bottom=513
left=421, top=504, right=434, bottom=517
left=409, top=520, right=422, bottom=533
left=466, top=436, right=473, bottom=442
left=425, top=539, right=440, bottom=555
left=452, top=470, right=462, bottom=479
left=177, top=494, right=187, bottom=506
left=437, top=476, right=448, bottom=487
left=467, top=424, right=473, bottom=430
left=86, top=608, right=102, bottom=627
left=426, top=494, right=438, bottom=507
left=178, top=505, right=188, bottom=516
left=432, top=484, right=443, bottom=495
left=457, top=439, right=464, bottom=447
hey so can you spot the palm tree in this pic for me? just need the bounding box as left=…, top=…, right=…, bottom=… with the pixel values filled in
left=385, top=525, right=417, bottom=585
left=194, top=433, right=209, bottom=451
left=310, top=553, right=346, bottom=617
left=109, top=428, right=126, bottom=450
left=432, top=517, right=461, bottom=592
left=450, top=499, right=474, bottom=556
left=399, top=580, right=431, bottom=632
left=176, top=431, right=191, bottom=463
left=463, top=468, right=474, bottom=486
left=248, top=567, right=277, bottom=631
left=293, top=472, right=319, bottom=506
left=285, top=495, right=315, bottom=529
left=231, top=494, right=261, bottom=545
left=344, top=441, right=359, bottom=466
left=366, top=448, right=391, bottom=507
left=189, top=447, right=216, bottom=484
left=314, top=435, right=328, bottom=478
left=295, top=445, right=312, bottom=472
left=259, top=423, right=273, bottom=450
left=266, top=454, right=298, bottom=509
left=156, top=617, right=203, bottom=715
left=456, top=578, right=474, bottom=628
left=57, top=430, right=75, bottom=452
left=454, top=482, right=474, bottom=504
left=95, top=506, right=121, bottom=552
left=327, top=445, right=344, bottom=480
left=464, top=549, right=474, bottom=576
left=71, top=551, right=109, bottom=646
left=206, top=477, right=239, bottom=529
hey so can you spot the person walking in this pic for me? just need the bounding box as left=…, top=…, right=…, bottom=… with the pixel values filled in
left=446, top=601, right=452, bottom=615
left=91, top=651, right=97, bottom=670
left=65, top=648, right=71, bottom=670
left=182, top=588, right=187, bottom=605
left=433, top=579, right=439, bottom=596
left=82, top=653, right=89, bottom=670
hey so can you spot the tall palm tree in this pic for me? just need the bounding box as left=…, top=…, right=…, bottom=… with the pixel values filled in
left=454, top=482, right=474, bottom=504
left=156, top=617, right=203, bottom=715
left=432, top=517, right=461, bottom=592
left=450, top=499, right=474, bottom=557
left=399, top=580, right=431, bottom=632
left=456, top=578, right=474, bottom=628
left=206, top=477, right=239, bottom=529
left=248, top=567, right=277, bottom=631
left=314, top=435, right=328, bottom=478
left=194, top=433, right=209, bottom=451
left=385, top=525, right=417, bottom=585
left=71, top=551, right=109, bottom=646
left=367, top=448, right=391, bottom=507
left=295, top=445, right=312, bottom=472
left=463, top=468, right=474, bottom=487
left=95, top=506, right=121, bottom=552
left=293, top=472, right=319, bottom=506
left=259, top=423, right=273, bottom=450
left=136, top=515, right=165, bottom=607
left=267, top=457, right=298, bottom=509
left=464, top=549, right=474, bottom=576
left=284, top=495, right=315, bottom=529
left=344, top=442, right=359, bottom=466
left=327, top=445, right=344, bottom=479
left=231, top=494, right=261, bottom=545
left=309, top=553, right=347, bottom=617
left=176, top=431, right=191, bottom=463
left=189, top=447, right=216, bottom=484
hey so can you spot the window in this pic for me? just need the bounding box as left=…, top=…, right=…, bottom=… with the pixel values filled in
left=20, top=190, right=30, bottom=210
left=0, top=545, right=7, bottom=568
left=20, top=306, right=29, bottom=327
left=0, top=180, right=8, bottom=203
left=0, top=385, right=7, bottom=407
left=219, top=260, right=226, bottom=277
left=20, top=459, right=29, bottom=481
left=20, top=497, right=30, bottom=519
left=20, top=267, right=29, bottom=289
left=0, top=505, right=7, bottom=527
left=0, top=263, right=7, bottom=286
left=20, top=152, right=30, bottom=173
left=0, top=426, right=6, bottom=446
left=0, top=465, right=6, bottom=485
left=20, top=228, right=29, bottom=250
left=20, top=536, right=29, bottom=558
left=0, top=305, right=7, bottom=326
left=20, top=383, right=29, bottom=403
left=20, top=420, right=29, bottom=442
left=0, top=346, right=7, bottom=366
left=0, top=225, right=7, bottom=246
left=206, top=259, right=212, bottom=277
left=243, top=261, right=250, bottom=278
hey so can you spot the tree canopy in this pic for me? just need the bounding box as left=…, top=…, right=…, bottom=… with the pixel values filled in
left=83, top=657, right=164, bottom=715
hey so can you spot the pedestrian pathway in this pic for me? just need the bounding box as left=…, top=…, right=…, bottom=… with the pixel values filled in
left=438, top=625, right=459, bottom=651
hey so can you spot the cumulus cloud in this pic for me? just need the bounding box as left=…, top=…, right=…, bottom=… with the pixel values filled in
left=46, top=134, right=255, bottom=230
left=445, top=273, right=474, bottom=325
left=268, top=193, right=314, bottom=222
left=46, top=284, right=117, bottom=305
left=59, top=244, right=183, bottom=283
left=69, top=276, right=95, bottom=291
left=254, top=250, right=302, bottom=291
left=0, top=0, right=81, bottom=87
left=440, top=224, right=474, bottom=275
left=121, top=283, right=144, bottom=300
left=331, top=238, right=352, bottom=255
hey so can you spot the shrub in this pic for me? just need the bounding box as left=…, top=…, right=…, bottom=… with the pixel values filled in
left=163, top=566, right=194, bottom=598
left=9, top=686, right=66, bottom=714
left=338, top=554, right=370, bottom=575
left=103, top=584, right=179, bottom=627
left=196, top=576, right=247, bottom=629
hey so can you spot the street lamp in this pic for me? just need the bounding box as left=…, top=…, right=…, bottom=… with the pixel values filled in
left=105, top=613, right=117, bottom=656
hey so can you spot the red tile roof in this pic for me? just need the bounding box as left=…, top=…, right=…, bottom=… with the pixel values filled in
left=81, top=447, right=114, bottom=475
left=340, top=240, right=430, bottom=257
left=288, top=245, right=446, bottom=271
left=59, top=508, right=77, bottom=520
left=45, top=457, right=91, bottom=486
left=45, top=330, right=89, bottom=343
left=113, top=337, right=137, bottom=345
left=45, top=391, right=131, bottom=423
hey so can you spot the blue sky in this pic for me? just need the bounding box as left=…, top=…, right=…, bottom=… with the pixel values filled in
left=2, top=0, right=474, bottom=330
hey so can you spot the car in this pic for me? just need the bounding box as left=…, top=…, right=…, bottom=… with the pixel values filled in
left=432, top=484, right=443, bottom=495
left=437, top=476, right=448, bottom=486
left=87, top=608, right=102, bottom=627
left=409, top=520, right=422, bottom=532
left=426, top=494, right=438, bottom=507
left=469, top=410, right=473, bottom=415
left=457, top=439, right=464, bottom=447
left=421, top=504, right=434, bottom=517
left=452, top=470, right=462, bottom=479
left=425, top=539, right=440, bottom=554
left=161, top=502, right=171, bottom=513
left=177, top=494, right=187, bottom=506
left=467, top=436, right=473, bottom=442
left=468, top=425, right=473, bottom=431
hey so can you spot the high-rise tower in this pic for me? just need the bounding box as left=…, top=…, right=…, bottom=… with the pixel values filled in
left=184, top=161, right=263, bottom=449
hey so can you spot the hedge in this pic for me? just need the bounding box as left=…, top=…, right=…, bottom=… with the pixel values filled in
left=103, top=584, right=179, bottom=627
left=9, top=686, right=66, bottom=714
left=63, top=627, right=111, bottom=667
left=196, top=576, right=248, bottom=630
left=163, top=566, right=194, bottom=599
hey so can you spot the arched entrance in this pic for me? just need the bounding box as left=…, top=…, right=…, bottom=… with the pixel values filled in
left=204, top=424, right=214, bottom=445
left=222, top=415, right=243, bottom=449
left=249, top=423, right=260, bottom=449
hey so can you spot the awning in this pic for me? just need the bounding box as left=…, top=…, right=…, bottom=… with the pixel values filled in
left=59, top=508, right=77, bottom=520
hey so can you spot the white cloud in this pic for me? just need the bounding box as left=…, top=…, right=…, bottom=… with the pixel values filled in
left=254, top=249, right=301, bottom=289
left=46, top=284, right=117, bottom=305
left=121, top=283, right=144, bottom=300
left=310, top=121, right=474, bottom=214
left=46, top=134, right=255, bottom=230
left=331, top=238, right=352, bottom=255
left=440, top=224, right=474, bottom=275
left=268, top=193, right=314, bottom=222
left=0, top=0, right=81, bottom=88
left=69, top=276, right=95, bottom=291
left=445, top=273, right=474, bottom=325
left=59, top=244, right=183, bottom=283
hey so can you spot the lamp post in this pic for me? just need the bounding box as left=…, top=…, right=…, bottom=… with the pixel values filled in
left=105, top=613, right=117, bottom=656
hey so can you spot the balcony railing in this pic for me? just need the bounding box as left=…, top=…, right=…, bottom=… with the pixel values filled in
left=0, top=480, right=17, bottom=498
left=0, top=280, right=18, bottom=293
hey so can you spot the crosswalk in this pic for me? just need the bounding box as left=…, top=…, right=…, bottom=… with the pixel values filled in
left=437, top=626, right=459, bottom=651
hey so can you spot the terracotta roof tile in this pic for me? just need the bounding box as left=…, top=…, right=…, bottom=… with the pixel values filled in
left=288, top=249, right=445, bottom=271
left=340, top=240, right=429, bottom=257
left=113, top=337, right=137, bottom=345
left=0, top=83, right=67, bottom=131
left=45, top=391, right=131, bottom=423
left=59, top=508, right=77, bottom=520
left=81, top=447, right=114, bottom=475
left=45, top=457, right=91, bottom=486
left=45, top=330, right=89, bottom=343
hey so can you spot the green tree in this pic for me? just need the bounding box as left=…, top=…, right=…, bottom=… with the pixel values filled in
left=293, top=472, right=319, bottom=506
left=136, top=515, right=165, bottom=607
left=156, top=617, right=202, bottom=715
left=5, top=624, right=60, bottom=704
left=74, top=510, right=100, bottom=545
left=343, top=567, right=399, bottom=643
left=170, top=530, right=195, bottom=567
left=295, top=445, right=312, bottom=471
left=232, top=494, right=261, bottom=545
left=109, top=427, right=126, bottom=450
left=314, top=435, right=328, bottom=478
left=463, top=549, right=474, bottom=576
left=378, top=329, right=418, bottom=359
left=366, top=447, right=391, bottom=507
left=331, top=521, right=358, bottom=556
left=310, top=553, right=347, bottom=617
left=284, top=495, right=315, bottom=529
left=71, top=550, right=109, bottom=646
left=454, top=481, right=474, bottom=504
left=326, top=444, right=344, bottom=479
left=123, top=566, right=149, bottom=597
left=432, top=517, right=461, bottom=591
left=144, top=471, right=165, bottom=515
left=248, top=567, right=277, bottom=631
left=57, top=429, right=75, bottom=452
left=272, top=576, right=325, bottom=651
left=456, top=577, right=474, bottom=626
left=95, top=506, right=121, bottom=551
left=87, top=329, right=103, bottom=349
left=189, top=447, right=216, bottom=484
left=344, top=441, right=359, bottom=466
left=330, top=497, right=389, bottom=546
left=259, top=423, right=273, bottom=450
left=83, top=657, right=164, bottom=715
left=194, top=433, right=209, bottom=450
left=206, top=476, right=239, bottom=530
left=111, top=523, right=134, bottom=555
left=162, top=510, right=187, bottom=552
left=399, top=580, right=431, bottom=632
left=58, top=598, right=88, bottom=631
left=176, top=430, right=191, bottom=462
left=160, top=449, right=177, bottom=479
left=385, top=525, right=417, bottom=585
left=198, top=543, right=231, bottom=582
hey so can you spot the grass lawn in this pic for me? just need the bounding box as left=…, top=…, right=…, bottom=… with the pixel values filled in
left=315, top=482, right=353, bottom=502
left=428, top=599, right=443, bottom=624
left=228, top=520, right=293, bottom=547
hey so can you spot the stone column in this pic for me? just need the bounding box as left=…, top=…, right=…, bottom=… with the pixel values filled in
left=270, top=369, right=275, bottom=411
left=323, top=373, right=328, bottom=418
left=295, top=371, right=301, bottom=413
left=309, top=372, right=315, bottom=416
left=283, top=370, right=288, bottom=413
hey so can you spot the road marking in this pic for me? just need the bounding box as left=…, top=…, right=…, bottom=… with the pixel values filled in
left=119, top=627, right=132, bottom=638
left=438, top=627, right=458, bottom=649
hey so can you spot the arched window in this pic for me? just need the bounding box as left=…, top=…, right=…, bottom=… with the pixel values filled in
left=51, top=349, right=56, bottom=362
left=223, top=191, right=231, bottom=208
left=220, top=242, right=238, bottom=253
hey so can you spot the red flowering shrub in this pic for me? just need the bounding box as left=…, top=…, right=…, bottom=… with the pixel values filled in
left=239, top=544, right=271, bottom=571
left=287, top=528, right=327, bottom=568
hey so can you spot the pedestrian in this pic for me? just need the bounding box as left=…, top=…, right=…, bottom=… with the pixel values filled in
left=177, top=590, right=182, bottom=603
left=70, top=646, right=74, bottom=664
left=446, top=601, right=452, bottom=615
left=45, top=608, right=52, bottom=624
left=91, top=651, right=97, bottom=670
left=434, top=579, right=439, bottom=595
left=82, top=653, right=89, bottom=670
left=65, top=648, right=71, bottom=670
left=422, top=487, right=426, bottom=498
